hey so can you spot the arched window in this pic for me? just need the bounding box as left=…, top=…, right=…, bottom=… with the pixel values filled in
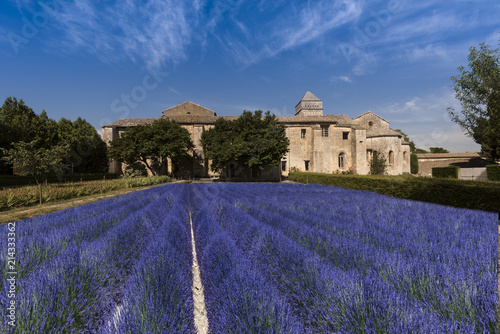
left=338, top=153, right=345, bottom=168
left=389, top=151, right=394, bottom=164
left=403, top=151, right=407, bottom=164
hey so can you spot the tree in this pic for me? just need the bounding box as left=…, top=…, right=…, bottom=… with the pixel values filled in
left=58, top=117, right=108, bottom=173
left=449, top=41, right=500, bottom=162
left=108, top=119, right=193, bottom=176
left=394, top=129, right=416, bottom=153
left=1, top=141, right=70, bottom=184
left=429, top=147, right=450, bottom=153
left=415, top=148, right=428, bottom=154
left=201, top=110, right=289, bottom=172
left=369, top=151, right=387, bottom=175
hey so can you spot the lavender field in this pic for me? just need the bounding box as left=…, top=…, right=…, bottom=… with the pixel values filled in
left=1, top=183, right=498, bottom=333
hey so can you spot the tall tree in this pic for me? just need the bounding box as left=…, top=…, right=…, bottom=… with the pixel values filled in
left=449, top=41, right=500, bottom=162
left=201, top=110, right=289, bottom=172
left=108, top=119, right=193, bottom=175
left=58, top=117, right=108, bottom=173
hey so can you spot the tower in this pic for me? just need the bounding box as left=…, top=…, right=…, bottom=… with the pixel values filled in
left=295, top=91, right=323, bottom=117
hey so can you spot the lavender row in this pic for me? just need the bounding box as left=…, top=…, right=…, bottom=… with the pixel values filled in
left=0, top=186, right=166, bottom=285
left=108, top=192, right=195, bottom=333
left=0, top=184, right=179, bottom=333
left=189, top=186, right=303, bottom=333
left=225, top=183, right=495, bottom=277
left=222, top=183, right=498, bottom=332
left=221, top=190, right=496, bottom=331
left=194, top=184, right=469, bottom=333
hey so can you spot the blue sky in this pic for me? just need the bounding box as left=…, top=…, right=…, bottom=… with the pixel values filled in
left=1, top=0, right=499, bottom=152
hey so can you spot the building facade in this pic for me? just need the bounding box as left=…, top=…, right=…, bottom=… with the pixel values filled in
left=102, top=92, right=411, bottom=177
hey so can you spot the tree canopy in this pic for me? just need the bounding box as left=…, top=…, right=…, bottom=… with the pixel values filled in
left=1, top=141, right=70, bottom=184
left=429, top=147, right=450, bottom=153
left=201, top=110, right=289, bottom=172
left=449, top=40, right=500, bottom=162
left=108, top=119, right=194, bottom=176
left=0, top=97, right=108, bottom=174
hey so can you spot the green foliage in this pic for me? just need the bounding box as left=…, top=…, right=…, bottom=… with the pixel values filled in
left=108, top=119, right=193, bottom=176
left=0, top=176, right=170, bottom=211
left=288, top=172, right=500, bottom=214
left=432, top=166, right=459, bottom=179
left=201, top=110, right=289, bottom=172
left=0, top=173, right=116, bottom=187
left=449, top=41, right=500, bottom=162
left=410, top=154, right=419, bottom=174
left=1, top=141, right=70, bottom=184
left=123, top=162, right=148, bottom=178
left=58, top=117, right=108, bottom=173
left=486, top=165, right=500, bottom=181
left=122, top=175, right=170, bottom=188
left=369, top=151, right=387, bottom=175
left=415, top=148, right=428, bottom=153
left=429, top=147, right=450, bottom=153
left=0, top=97, right=109, bottom=174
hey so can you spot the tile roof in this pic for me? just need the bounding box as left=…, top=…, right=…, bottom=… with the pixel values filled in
left=299, top=91, right=321, bottom=101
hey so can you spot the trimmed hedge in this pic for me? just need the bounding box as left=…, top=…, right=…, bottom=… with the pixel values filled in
left=432, top=166, right=459, bottom=179
left=410, top=154, right=419, bottom=174
left=486, top=165, right=500, bottom=181
left=288, top=172, right=500, bottom=214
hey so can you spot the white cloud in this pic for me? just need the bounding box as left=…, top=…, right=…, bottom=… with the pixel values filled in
left=374, top=88, right=480, bottom=152
left=217, top=0, right=363, bottom=66
left=339, top=76, right=353, bottom=83
left=14, top=0, right=197, bottom=70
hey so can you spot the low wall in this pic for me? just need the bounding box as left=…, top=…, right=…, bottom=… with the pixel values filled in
left=460, top=168, right=487, bottom=181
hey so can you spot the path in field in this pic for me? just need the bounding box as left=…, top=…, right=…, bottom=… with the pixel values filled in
left=190, top=211, right=209, bottom=334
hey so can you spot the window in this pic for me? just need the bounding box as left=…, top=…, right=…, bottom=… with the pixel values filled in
left=301, top=129, right=306, bottom=139
left=321, top=125, right=329, bottom=137
left=389, top=151, right=394, bottom=164
left=305, top=160, right=310, bottom=171
left=342, top=132, right=349, bottom=140
left=403, top=151, right=407, bottom=164
left=366, top=149, right=372, bottom=162
left=281, top=161, right=287, bottom=171
left=368, top=121, right=373, bottom=127
left=338, top=153, right=345, bottom=168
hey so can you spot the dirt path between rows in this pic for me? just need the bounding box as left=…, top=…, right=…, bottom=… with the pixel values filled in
left=190, top=211, right=209, bottom=334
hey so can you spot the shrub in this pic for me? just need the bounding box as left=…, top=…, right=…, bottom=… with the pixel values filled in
left=369, top=151, right=387, bottom=175
left=124, top=162, right=148, bottom=178
left=432, top=167, right=459, bottom=179
left=410, top=154, right=419, bottom=174
left=486, top=165, right=500, bottom=181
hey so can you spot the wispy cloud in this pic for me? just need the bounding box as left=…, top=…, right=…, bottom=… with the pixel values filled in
left=14, top=0, right=197, bottom=69
left=375, top=88, right=480, bottom=152
left=215, top=0, right=363, bottom=66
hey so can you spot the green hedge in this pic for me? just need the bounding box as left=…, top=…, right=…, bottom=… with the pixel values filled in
left=486, top=165, right=500, bottom=181
left=432, top=166, right=459, bottom=179
left=289, top=172, right=500, bottom=214
left=410, top=154, right=418, bottom=174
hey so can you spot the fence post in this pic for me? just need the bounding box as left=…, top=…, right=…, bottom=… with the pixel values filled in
left=39, top=183, right=42, bottom=205
left=100, top=180, right=103, bottom=194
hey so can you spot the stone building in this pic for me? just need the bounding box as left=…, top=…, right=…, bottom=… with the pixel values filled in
left=102, top=92, right=411, bottom=177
